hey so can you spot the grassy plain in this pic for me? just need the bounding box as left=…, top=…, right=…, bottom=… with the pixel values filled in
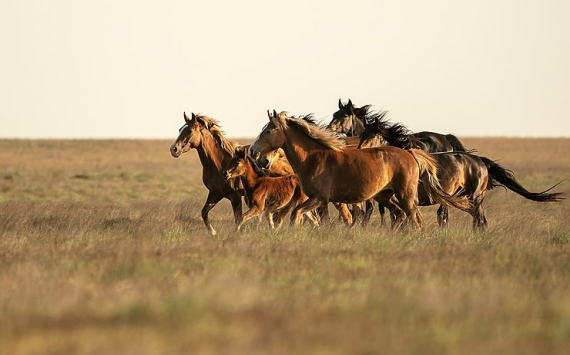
left=0, top=138, right=569, bottom=355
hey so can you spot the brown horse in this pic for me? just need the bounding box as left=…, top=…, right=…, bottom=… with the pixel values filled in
left=169, top=112, right=289, bottom=235
left=255, top=112, right=355, bottom=225
left=358, top=117, right=564, bottom=230
left=249, top=111, right=471, bottom=230
left=224, top=146, right=318, bottom=230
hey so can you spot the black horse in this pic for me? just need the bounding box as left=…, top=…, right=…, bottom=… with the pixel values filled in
left=330, top=99, right=467, bottom=152
left=358, top=116, right=563, bottom=230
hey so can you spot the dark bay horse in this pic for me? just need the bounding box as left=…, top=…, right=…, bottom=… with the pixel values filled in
left=358, top=117, right=564, bottom=230
left=224, top=146, right=319, bottom=230
left=330, top=99, right=468, bottom=152
left=170, top=112, right=289, bottom=235
left=249, top=111, right=471, bottom=231
left=328, top=99, right=368, bottom=136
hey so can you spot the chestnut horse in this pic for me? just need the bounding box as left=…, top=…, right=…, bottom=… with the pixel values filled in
left=330, top=99, right=468, bottom=152
left=224, top=146, right=318, bottom=230
left=256, top=113, right=355, bottom=225
left=249, top=111, right=471, bottom=230
left=170, top=112, right=289, bottom=235
left=358, top=116, right=564, bottom=230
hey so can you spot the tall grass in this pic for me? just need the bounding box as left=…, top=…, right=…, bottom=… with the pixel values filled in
left=0, top=139, right=568, bottom=355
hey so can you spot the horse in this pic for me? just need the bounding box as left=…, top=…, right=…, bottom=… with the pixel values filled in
left=223, top=146, right=319, bottom=230
left=169, top=112, right=291, bottom=235
left=358, top=116, right=564, bottom=230
left=249, top=110, right=471, bottom=231
left=330, top=99, right=468, bottom=152
left=327, top=99, right=368, bottom=136
left=256, top=112, right=360, bottom=225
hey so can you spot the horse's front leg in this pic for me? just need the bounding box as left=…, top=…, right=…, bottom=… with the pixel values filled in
left=290, top=196, right=326, bottom=226
left=228, top=193, right=243, bottom=226
left=201, top=192, right=223, bottom=235
left=237, top=205, right=263, bottom=231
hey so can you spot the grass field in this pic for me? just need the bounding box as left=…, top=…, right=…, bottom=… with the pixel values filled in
left=0, top=138, right=569, bottom=355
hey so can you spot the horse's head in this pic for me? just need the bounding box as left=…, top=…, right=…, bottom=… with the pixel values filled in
left=170, top=112, right=210, bottom=158
left=248, top=110, right=288, bottom=160
left=223, top=146, right=249, bottom=181
left=257, top=148, right=286, bottom=170
left=328, top=99, right=358, bottom=135
left=358, top=118, right=386, bottom=148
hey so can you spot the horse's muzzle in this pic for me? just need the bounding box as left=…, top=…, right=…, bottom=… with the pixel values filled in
left=170, top=145, right=181, bottom=158
left=258, top=157, right=271, bottom=169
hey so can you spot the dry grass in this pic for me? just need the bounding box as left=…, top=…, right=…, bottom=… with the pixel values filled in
left=0, top=138, right=569, bottom=355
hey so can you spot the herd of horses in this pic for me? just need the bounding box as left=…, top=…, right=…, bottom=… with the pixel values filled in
left=170, top=99, right=563, bottom=235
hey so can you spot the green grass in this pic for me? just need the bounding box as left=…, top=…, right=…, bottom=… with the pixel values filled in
left=0, top=138, right=569, bottom=355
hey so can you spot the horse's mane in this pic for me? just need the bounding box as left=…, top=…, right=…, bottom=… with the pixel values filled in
left=196, top=114, right=239, bottom=156
left=355, top=105, right=388, bottom=126
left=277, top=112, right=346, bottom=151
left=291, top=113, right=320, bottom=127
left=359, top=111, right=421, bottom=150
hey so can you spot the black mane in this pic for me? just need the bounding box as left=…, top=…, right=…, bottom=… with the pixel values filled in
left=359, top=112, right=421, bottom=150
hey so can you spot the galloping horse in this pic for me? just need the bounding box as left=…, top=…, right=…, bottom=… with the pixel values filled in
left=327, top=99, right=368, bottom=136
left=249, top=111, right=471, bottom=231
left=358, top=116, right=564, bottom=229
left=256, top=112, right=355, bottom=225
left=224, top=146, right=319, bottom=230
left=330, top=99, right=468, bottom=152
left=169, top=112, right=289, bottom=235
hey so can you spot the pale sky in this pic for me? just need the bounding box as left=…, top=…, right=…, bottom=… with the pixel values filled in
left=1, top=0, right=569, bottom=138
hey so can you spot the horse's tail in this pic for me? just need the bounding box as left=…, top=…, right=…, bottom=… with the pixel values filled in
left=445, top=134, right=468, bottom=152
left=409, top=149, right=472, bottom=212
left=480, top=157, right=564, bottom=202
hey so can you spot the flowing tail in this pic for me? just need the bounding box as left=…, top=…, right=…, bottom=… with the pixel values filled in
left=445, top=134, right=468, bottom=152
left=480, top=157, right=564, bottom=202
left=409, top=149, right=472, bottom=212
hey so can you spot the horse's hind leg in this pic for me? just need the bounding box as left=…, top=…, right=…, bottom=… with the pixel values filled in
left=362, top=200, right=374, bottom=226
left=377, top=203, right=386, bottom=227
left=333, top=203, right=352, bottom=225
left=273, top=201, right=297, bottom=229
left=350, top=203, right=365, bottom=227
left=471, top=194, right=488, bottom=232
left=393, top=189, right=421, bottom=231
left=266, top=211, right=275, bottom=229
left=437, top=205, right=449, bottom=227
left=202, top=192, right=224, bottom=235
left=316, top=205, right=329, bottom=224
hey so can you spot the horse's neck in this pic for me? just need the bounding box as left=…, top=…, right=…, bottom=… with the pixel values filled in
left=281, top=128, right=322, bottom=170
left=195, top=132, right=229, bottom=174
left=351, top=117, right=366, bottom=136
left=240, top=161, right=261, bottom=191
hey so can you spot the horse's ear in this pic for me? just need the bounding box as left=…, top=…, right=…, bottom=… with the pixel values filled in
left=347, top=99, right=353, bottom=108
left=184, top=112, right=192, bottom=123
left=338, top=99, right=343, bottom=109
left=267, top=110, right=273, bottom=120
left=269, top=109, right=279, bottom=126
left=194, top=114, right=210, bottom=129
left=235, top=146, right=246, bottom=158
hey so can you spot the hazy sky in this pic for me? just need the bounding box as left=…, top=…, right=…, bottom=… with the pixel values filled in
left=1, top=0, right=569, bottom=138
